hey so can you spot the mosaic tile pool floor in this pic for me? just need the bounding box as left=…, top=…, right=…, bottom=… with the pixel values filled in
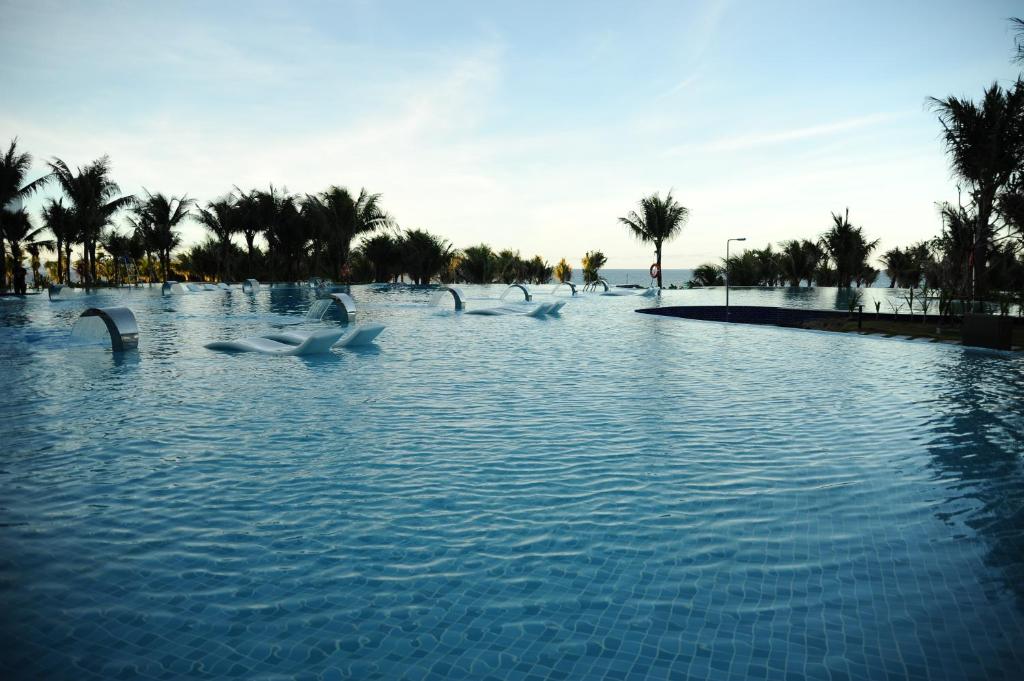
left=1, top=284, right=1023, bottom=679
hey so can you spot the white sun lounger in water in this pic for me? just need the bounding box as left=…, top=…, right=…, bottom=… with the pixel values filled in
left=205, top=323, right=385, bottom=355
left=263, top=323, right=385, bottom=348
left=465, top=302, right=564, bottom=317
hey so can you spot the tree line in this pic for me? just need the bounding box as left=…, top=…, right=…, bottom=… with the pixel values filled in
left=0, top=148, right=620, bottom=289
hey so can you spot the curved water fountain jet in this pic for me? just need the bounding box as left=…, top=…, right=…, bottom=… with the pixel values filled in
left=499, top=283, right=533, bottom=302
left=161, top=281, right=191, bottom=296
left=430, top=286, right=466, bottom=311
left=243, top=279, right=260, bottom=293
left=70, top=307, right=139, bottom=351
left=306, top=292, right=357, bottom=322
left=48, top=285, right=84, bottom=301
left=552, top=282, right=577, bottom=297
left=583, top=278, right=611, bottom=293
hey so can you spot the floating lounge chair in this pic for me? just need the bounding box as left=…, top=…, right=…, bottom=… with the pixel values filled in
left=465, top=302, right=563, bottom=317
left=263, top=323, right=385, bottom=348
left=205, top=323, right=385, bottom=355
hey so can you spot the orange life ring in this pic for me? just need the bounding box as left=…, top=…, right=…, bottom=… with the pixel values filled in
left=649, top=263, right=660, bottom=279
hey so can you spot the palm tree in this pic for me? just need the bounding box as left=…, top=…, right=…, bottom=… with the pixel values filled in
left=929, top=80, right=1024, bottom=298
left=554, top=258, right=572, bottom=283
left=195, top=198, right=241, bottom=281
left=689, top=263, right=723, bottom=287
left=4, top=207, right=53, bottom=287
left=303, top=186, right=387, bottom=279
left=494, top=249, right=529, bottom=284
left=260, top=190, right=310, bottom=281
left=126, top=210, right=157, bottom=284
left=933, top=202, right=978, bottom=300
left=136, top=190, right=192, bottom=281
left=618, top=191, right=689, bottom=288
left=880, top=247, right=910, bottom=288
left=526, top=255, right=553, bottom=284
left=41, top=198, right=75, bottom=284
left=1, top=139, right=51, bottom=290
left=48, top=156, right=134, bottom=286
left=778, top=239, right=819, bottom=287
left=401, top=229, right=454, bottom=285
left=233, top=189, right=265, bottom=275
left=581, top=250, right=607, bottom=284
left=360, top=233, right=402, bottom=282
left=1012, top=17, right=1024, bottom=64
left=819, top=208, right=879, bottom=288
left=459, top=244, right=496, bottom=283
left=99, top=228, right=133, bottom=286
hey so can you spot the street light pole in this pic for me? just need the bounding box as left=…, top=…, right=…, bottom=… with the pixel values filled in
left=726, top=237, right=746, bottom=320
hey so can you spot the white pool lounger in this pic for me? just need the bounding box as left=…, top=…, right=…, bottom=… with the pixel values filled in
left=205, top=323, right=385, bottom=355
left=263, top=323, right=385, bottom=348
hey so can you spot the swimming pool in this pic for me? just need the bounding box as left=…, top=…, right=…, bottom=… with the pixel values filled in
left=2, top=285, right=1022, bottom=680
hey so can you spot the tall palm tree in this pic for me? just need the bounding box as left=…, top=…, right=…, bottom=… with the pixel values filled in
left=880, top=247, right=911, bottom=288
left=778, top=239, right=820, bottom=287
left=137, top=190, right=193, bottom=281
left=933, top=202, right=977, bottom=300
left=494, top=249, right=527, bottom=284
left=1012, top=17, right=1024, bottom=64
left=400, top=228, right=454, bottom=285
left=819, top=208, right=879, bottom=288
left=233, top=188, right=265, bottom=275
left=359, top=233, right=402, bottom=282
left=929, top=80, right=1024, bottom=297
left=99, top=228, right=134, bottom=286
left=41, top=198, right=75, bottom=284
left=195, top=198, right=241, bottom=281
left=689, top=263, right=723, bottom=287
left=4, top=208, right=53, bottom=284
left=1, top=139, right=51, bottom=290
left=618, top=191, right=689, bottom=287
left=581, top=250, right=607, bottom=284
left=459, top=244, right=496, bottom=283
left=48, top=156, right=134, bottom=286
left=554, top=258, right=572, bottom=283
left=126, top=211, right=157, bottom=284
left=303, top=186, right=387, bottom=279
left=259, top=189, right=310, bottom=280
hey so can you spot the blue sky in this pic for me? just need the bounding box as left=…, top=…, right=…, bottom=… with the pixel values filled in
left=2, top=0, right=1022, bottom=268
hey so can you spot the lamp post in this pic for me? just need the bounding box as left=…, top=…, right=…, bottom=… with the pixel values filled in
left=725, top=237, right=746, bottom=319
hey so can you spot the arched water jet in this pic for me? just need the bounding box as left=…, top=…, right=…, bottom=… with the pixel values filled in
left=162, top=281, right=194, bottom=296
left=306, top=292, right=357, bottom=322
left=499, top=283, right=532, bottom=302
left=48, top=285, right=84, bottom=301
left=70, top=307, right=139, bottom=351
left=243, top=279, right=260, bottom=293
left=429, top=286, right=466, bottom=311
left=552, top=282, right=577, bottom=297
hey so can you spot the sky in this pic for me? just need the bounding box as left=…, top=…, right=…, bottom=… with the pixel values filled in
left=2, top=0, right=1023, bottom=268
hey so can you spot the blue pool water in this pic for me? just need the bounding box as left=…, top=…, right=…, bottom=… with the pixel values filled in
left=1, top=284, right=1022, bottom=680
